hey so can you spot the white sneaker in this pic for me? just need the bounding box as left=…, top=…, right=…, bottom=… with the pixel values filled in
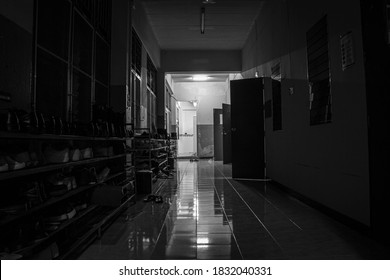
left=5, top=156, right=26, bottom=170
left=44, top=146, right=69, bottom=163
left=70, top=148, right=81, bottom=161
left=80, top=147, right=93, bottom=159
left=0, top=156, right=9, bottom=172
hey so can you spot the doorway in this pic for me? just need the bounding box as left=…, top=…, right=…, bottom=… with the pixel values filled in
left=177, top=101, right=197, bottom=157
left=230, top=78, right=265, bottom=180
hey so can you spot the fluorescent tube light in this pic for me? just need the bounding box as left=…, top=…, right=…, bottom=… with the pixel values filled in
left=192, top=75, right=209, bottom=81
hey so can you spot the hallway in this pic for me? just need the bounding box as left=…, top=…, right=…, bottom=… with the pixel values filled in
left=78, top=159, right=388, bottom=260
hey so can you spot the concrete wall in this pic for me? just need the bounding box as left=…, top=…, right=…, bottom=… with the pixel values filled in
left=242, top=0, right=370, bottom=225
left=162, top=50, right=241, bottom=73
left=173, top=81, right=228, bottom=125
left=174, top=81, right=229, bottom=157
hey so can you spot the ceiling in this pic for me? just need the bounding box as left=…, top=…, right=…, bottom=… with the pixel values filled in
left=171, top=73, right=230, bottom=83
left=141, top=0, right=264, bottom=50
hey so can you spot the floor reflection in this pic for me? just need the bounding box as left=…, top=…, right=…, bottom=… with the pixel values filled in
left=78, top=159, right=389, bottom=260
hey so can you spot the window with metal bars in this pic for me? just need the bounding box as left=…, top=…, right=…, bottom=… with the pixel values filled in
left=73, top=0, right=94, bottom=23
left=95, top=0, right=111, bottom=42
left=132, top=29, right=142, bottom=76
left=35, top=0, right=111, bottom=123
left=306, top=15, right=332, bottom=125
left=165, top=85, right=172, bottom=111
left=147, top=55, right=157, bottom=93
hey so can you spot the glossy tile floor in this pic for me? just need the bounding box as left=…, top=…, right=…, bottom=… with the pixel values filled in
left=78, top=159, right=389, bottom=260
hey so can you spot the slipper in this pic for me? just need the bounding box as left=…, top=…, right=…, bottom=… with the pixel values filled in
left=143, top=195, right=155, bottom=202
left=154, top=195, right=163, bottom=203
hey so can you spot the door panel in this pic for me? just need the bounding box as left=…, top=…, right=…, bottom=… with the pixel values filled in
left=213, top=108, right=223, bottom=161
left=230, top=78, right=265, bottom=179
left=222, top=103, right=232, bottom=164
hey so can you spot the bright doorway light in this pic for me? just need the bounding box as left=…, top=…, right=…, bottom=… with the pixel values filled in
left=192, top=75, right=209, bottom=81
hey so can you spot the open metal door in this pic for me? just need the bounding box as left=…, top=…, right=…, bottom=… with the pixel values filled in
left=222, top=103, right=232, bottom=164
left=213, top=108, right=223, bottom=161
left=230, top=78, right=265, bottom=179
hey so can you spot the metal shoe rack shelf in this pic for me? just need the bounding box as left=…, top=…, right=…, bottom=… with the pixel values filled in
left=133, top=129, right=169, bottom=183
left=0, top=131, right=136, bottom=260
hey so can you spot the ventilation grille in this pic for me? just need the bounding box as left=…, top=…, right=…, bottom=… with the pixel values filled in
left=306, top=15, right=331, bottom=125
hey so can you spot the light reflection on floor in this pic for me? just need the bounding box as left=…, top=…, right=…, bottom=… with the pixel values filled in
left=78, top=159, right=389, bottom=260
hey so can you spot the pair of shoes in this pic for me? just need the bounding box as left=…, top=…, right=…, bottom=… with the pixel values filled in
left=12, top=150, right=39, bottom=168
left=143, top=194, right=163, bottom=203
left=80, top=147, right=93, bottom=159
left=44, top=145, right=69, bottom=164
left=96, top=167, right=110, bottom=183
left=143, top=194, right=155, bottom=202
left=154, top=195, right=163, bottom=203
left=5, top=156, right=26, bottom=170
left=46, top=174, right=77, bottom=196
left=75, top=167, right=97, bottom=186
left=69, top=148, right=81, bottom=161
left=0, top=156, right=9, bottom=172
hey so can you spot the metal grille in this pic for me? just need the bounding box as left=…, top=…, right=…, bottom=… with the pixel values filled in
left=73, top=0, right=94, bottom=23
left=95, top=0, right=111, bottom=42
left=306, top=15, right=332, bottom=125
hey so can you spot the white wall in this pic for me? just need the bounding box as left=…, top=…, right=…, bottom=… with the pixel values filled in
left=173, top=81, right=229, bottom=125
left=162, top=50, right=241, bottom=73
left=242, top=0, right=370, bottom=225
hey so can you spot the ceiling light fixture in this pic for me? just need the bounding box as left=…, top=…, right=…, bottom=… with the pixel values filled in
left=200, top=7, right=205, bottom=34
left=192, top=75, right=209, bottom=81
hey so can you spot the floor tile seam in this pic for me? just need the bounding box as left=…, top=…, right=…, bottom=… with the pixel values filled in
left=241, top=185, right=304, bottom=231
left=214, top=164, right=285, bottom=253
left=215, top=174, right=304, bottom=232
left=150, top=161, right=191, bottom=258
left=215, top=164, right=306, bottom=232
left=200, top=168, right=244, bottom=260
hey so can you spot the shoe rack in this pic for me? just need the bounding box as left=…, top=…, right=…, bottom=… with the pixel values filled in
left=153, top=139, right=169, bottom=180
left=167, top=137, right=177, bottom=170
left=133, top=129, right=170, bottom=187
left=0, top=131, right=136, bottom=260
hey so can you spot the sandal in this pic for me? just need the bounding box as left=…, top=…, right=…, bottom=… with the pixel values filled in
left=143, top=195, right=155, bottom=202
left=154, top=195, right=163, bottom=203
